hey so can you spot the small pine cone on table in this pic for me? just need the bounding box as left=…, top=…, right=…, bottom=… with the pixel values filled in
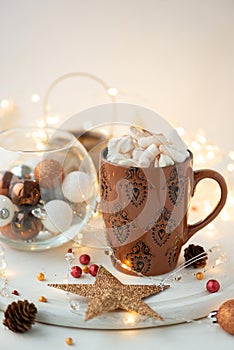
left=3, top=300, right=37, bottom=333
left=184, top=244, right=208, bottom=268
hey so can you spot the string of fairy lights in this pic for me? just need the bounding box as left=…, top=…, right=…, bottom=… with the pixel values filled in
left=1, top=83, right=234, bottom=224
left=0, top=86, right=234, bottom=328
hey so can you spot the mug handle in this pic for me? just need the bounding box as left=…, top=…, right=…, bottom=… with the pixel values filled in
left=186, top=169, right=228, bottom=241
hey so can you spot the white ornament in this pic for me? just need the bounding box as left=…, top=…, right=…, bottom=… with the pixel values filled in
left=43, top=200, right=73, bottom=234
left=62, top=171, right=92, bottom=203
left=0, top=195, right=14, bottom=227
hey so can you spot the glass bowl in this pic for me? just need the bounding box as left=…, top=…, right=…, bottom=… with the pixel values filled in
left=0, top=127, right=97, bottom=251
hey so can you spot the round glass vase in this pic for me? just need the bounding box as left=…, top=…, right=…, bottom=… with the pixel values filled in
left=0, top=127, right=97, bottom=251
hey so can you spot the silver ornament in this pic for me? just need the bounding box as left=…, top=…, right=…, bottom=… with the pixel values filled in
left=0, top=195, right=14, bottom=227
left=11, top=164, right=33, bottom=179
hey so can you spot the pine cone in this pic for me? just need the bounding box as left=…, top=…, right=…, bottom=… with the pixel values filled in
left=3, top=300, right=37, bottom=333
left=184, top=244, right=208, bottom=268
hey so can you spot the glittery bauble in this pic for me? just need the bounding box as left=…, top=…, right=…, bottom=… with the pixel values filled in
left=206, top=279, right=220, bottom=293
left=62, top=171, right=92, bottom=203
left=43, top=200, right=73, bottom=233
left=9, top=180, right=40, bottom=206
left=217, top=299, right=234, bottom=335
left=0, top=195, right=15, bottom=227
left=34, top=159, right=64, bottom=189
left=0, top=171, right=18, bottom=197
left=11, top=164, right=33, bottom=180
left=11, top=209, right=43, bottom=240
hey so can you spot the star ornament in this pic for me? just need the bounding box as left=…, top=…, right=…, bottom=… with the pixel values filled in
left=48, top=266, right=169, bottom=321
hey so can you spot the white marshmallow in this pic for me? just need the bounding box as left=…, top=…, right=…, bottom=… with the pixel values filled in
left=138, top=134, right=167, bottom=148
left=118, top=159, right=139, bottom=166
left=138, top=157, right=151, bottom=168
left=128, top=125, right=152, bottom=139
left=154, top=157, right=159, bottom=167
left=160, top=144, right=187, bottom=163
left=132, top=148, right=145, bottom=162
left=117, top=135, right=134, bottom=153
left=158, top=153, right=174, bottom=167
left=106, top=126, right=188, bottom=168
left=168, top=129, right=187, bottom=153
left=138, top=144, right=160, bottom=167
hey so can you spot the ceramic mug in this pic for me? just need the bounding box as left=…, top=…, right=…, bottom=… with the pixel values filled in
left=99, top=148, right=228, bottom=276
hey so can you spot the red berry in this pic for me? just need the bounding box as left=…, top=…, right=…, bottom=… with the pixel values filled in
left=206, top=279, right=220, bottom=293
left=70, top=265, right=82, bottom=278
left=79, top=254, right=91, bottom=265
left=12, top=290, right=19, bottom=296
left=89, top=264, right=99, bottom=277
left=67, top=248, right=73, bottom=253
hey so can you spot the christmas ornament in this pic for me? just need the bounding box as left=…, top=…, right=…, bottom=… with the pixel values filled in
left=0, top=171, right=18, bottom=197
left=79, top=254, right=91, bottom=265
left=39, top=185, right=65, bottom=203
left=88, top=264, right=99, bottom=277
left=49, top=265, right=169, bottom=321
left=34, top=159, right=64, bottom=189
left=2, top=300, right=37, bottom=333
left=0, top=195, right=15, bottom=227
left=11, top=164, right=33, bottom=180
left=65, top=252, right=75, bottom=263
left=9, top=180, right=40, bottom=206
left=196, top=272, right=204, bottom=280
left=43, top=200, right=73, bottom=233
left=82, top=266, right=89, bottom=273
left=65, top=337, right=73, bottom=345
left=216, top=299, right=234, bottom=335
left=71, top=266, right=82, bottom=278
left=11, top=210, right=43, bottom=240
left=206, top=279, right=220, bottom=293
left=38, top=296, right=47, bottom=302
left=37, top=272, right=45, bottom=281
left=12, top=290, right=19, bottom=296
left=0, top=223, right=18, bottom=239
left=62, top=171, right=92, bottom=203
left=184, top=244, right=208, bottom=268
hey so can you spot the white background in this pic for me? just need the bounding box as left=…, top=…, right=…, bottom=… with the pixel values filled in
left=0, top=0, right=234, bottom=151
left=0, top=1, right=234, bottom=349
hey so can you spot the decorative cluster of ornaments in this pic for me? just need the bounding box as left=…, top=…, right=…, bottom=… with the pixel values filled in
left=0, top=160, right=92, bottom=242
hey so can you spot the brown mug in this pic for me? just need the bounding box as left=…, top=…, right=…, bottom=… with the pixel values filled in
left=99, top=148, right=228, bottom=276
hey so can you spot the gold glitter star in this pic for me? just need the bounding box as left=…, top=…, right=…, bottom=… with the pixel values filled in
left=48, top=265, right=169, bottom=321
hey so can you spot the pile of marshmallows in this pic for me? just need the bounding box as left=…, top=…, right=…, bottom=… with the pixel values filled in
left=107, top=126, right=189, bottom=167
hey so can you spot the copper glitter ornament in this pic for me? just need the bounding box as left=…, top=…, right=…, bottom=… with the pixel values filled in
left=11, top=209, right=43, bottom=240
left=0, top=171, right=18, bottom=197
left=34, top=159, right=64, bottom=189
left=217, top=299, right=234, bottom=335
left=9, top=180, right=40, bottom=206
left=49, top=265, right=169, bottom=321
left=0, top=223, right=18, bottom=240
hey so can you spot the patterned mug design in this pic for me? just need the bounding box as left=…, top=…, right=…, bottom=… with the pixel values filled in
left=100, top=148, right=227, bottom=276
